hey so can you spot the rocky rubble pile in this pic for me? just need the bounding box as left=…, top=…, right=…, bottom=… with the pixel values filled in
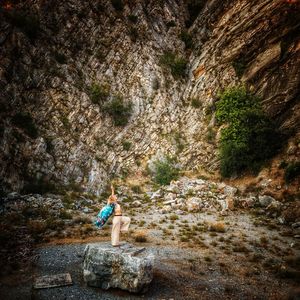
left=1, top=176, right=299, bottom=231
left=0, top=192, right=63, bottom=214
left=0, top=192, right=97, bottom=215
left=146, top=177, right=299, bottom=227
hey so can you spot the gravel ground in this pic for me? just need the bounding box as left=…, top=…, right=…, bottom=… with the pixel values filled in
left=1, top=240, right=299, bottom=300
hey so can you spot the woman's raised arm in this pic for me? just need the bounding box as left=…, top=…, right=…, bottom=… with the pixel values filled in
left=111, top=183, right=115, bottom=196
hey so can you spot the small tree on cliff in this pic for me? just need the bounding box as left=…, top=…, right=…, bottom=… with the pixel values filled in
left=216, top=86, right=284, bottom=177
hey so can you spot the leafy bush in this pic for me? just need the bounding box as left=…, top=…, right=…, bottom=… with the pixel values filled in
left=216, top=86, right=260, bottom=124
left=180, top=31, right=193, bottom=49
left=174, top=132, right=185, bottom=153
left=128, top=14, right=138, bottom=23
left=59, top=209, right=72, bottom=220
left=216, top=86, right=284, bottom=177
left=54, top=51, right=67, bottom=64
left=103, top=95, right=133, bottom=126
left=169, top=214, right=179, bottom=221
left=60, top=115, right=70, bottom=129
left=131, top=185, right=142, bottom=194
left=122, top=140, right=132, bottom=151
left=284, top=162, right=300, bottom=183
left=111, top=0, right=124, bottom=11
left=11, top=112, right=38, bottom=138
left=6, top=10, right=40, bottom=40
left=191, top=97, right=202, bottom=108
left=232, top=58, right=247, bottom=78
left=159, top=51, right=187, bottom=79
left=206, top=127, right=216, bottom=144
left=128, top=26, right=138, bottom=42
left=166, top=20, right=176, bottom=28
left=89, top=83, right=110, bottom=104
left=152, top=156, right=179, bottom=185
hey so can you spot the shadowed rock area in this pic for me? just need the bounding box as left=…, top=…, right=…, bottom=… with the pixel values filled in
left=0, top=0, right=299, bottom=193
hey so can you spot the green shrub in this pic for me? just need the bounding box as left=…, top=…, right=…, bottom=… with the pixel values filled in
left=111, top=0, right=124, bottom=11
left=174, top=132, right=185, bottom=153
left=11, top=112, right=38, bottom=138
left=128, top=26, right=138, bottom=42
left=206, top=127, right=216, bottom=144
left=232, top=58, right=247, bottom=78
left=284, top=162, right=300, bottom=183
left=59, top=209, right=72, bottom=220
left=122, top=140, right=132, bottom=151
left=216, top=86, right=260, bottom=124
left=103, top=95, right=133, bottom=126
left=179, top=31, right=193, bottom=49
left=54, top=51, right=67, bottom=64
left=131, top=185, right=142, bottom=193
left=191, top=97, right=202, bottom=108
left=60, top=115, right=70, bottom=129
left=128, top=14, right=138, bottom=23
left=152, top=156, right=179, bottom=185
left=89, top=83, right=110, bottom=104
left=159, top=51, right=187, bottom=79
left=6, top=10, right=40, bottom=40
left=216, top=86, right=284, bottom=177
left=169, top=214, right=179, bottom=221
left=166, top=20, right=176, bottom=28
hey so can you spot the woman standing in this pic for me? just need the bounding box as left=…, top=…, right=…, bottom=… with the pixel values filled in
left=110, top=184, right=131, bottom=247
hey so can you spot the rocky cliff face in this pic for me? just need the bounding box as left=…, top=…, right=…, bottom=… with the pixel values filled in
left=0, top=0, right=299, bottom=194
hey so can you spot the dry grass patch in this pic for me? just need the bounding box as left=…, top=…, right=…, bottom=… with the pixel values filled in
left=28, top=220, right=47, bottom=235
left=248, top=253, right=264, bottom=262
left=209, top=222, right=226, bottom=233
left=138, top=220, right=146, bottom=227
left=73, top=215, right=90, bottom=224
left=59, top=209, right=73, bottom=219
left=81, top=224, right=94, bottom=235
left=169, top=214, right=179, bottom=221
left=133, top=230, right=148, bottom=243
left=232, top=243, right=249, bottom=253
left=180, top=236, right=190, bottom=242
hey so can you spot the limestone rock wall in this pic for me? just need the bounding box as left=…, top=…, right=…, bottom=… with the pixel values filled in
left=0, top=0, right=299, bottom=194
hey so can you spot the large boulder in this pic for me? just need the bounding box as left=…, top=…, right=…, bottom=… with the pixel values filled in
left=258, top=195, right=276, bottom=207
left=83, top=243, right=154, bottom=293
